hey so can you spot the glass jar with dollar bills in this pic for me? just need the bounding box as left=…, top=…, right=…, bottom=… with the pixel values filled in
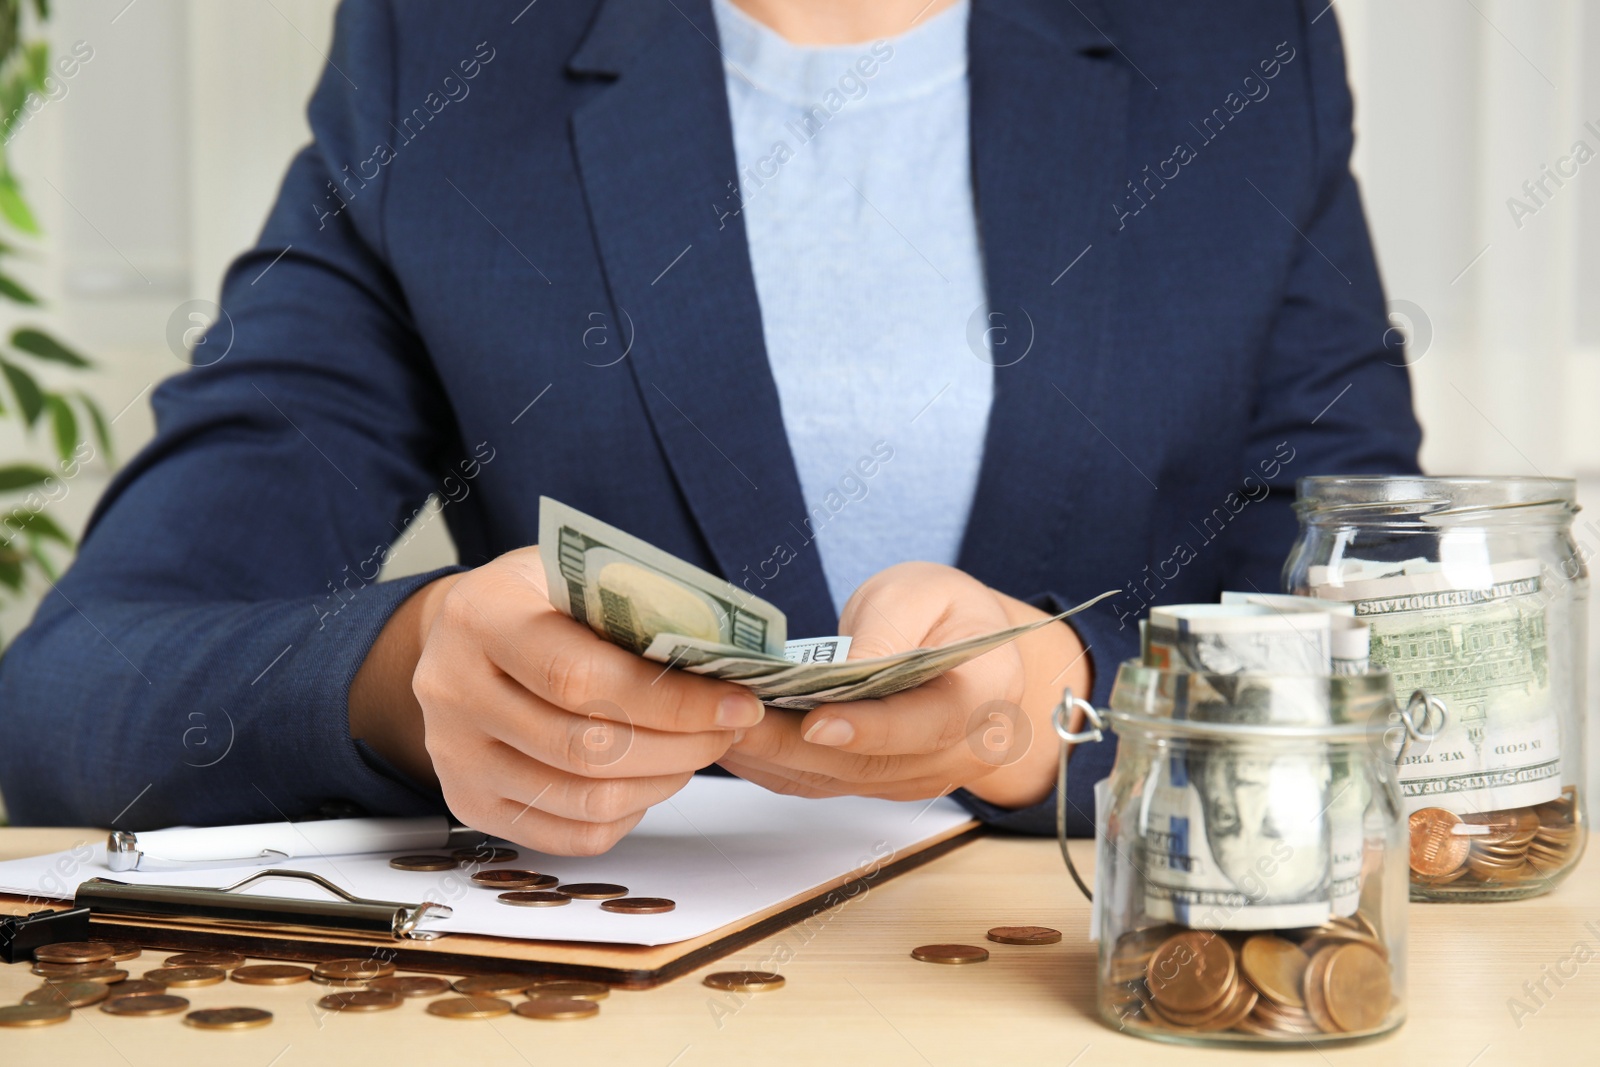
left=1286, top=476, right=1587, bottom=901
left=1057, top=663, right=1408, bottom=1046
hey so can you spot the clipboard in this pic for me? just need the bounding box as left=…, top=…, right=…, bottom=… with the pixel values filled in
left=0, top=818, right=981, bottom=989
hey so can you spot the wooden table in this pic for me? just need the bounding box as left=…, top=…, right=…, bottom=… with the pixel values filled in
left=2, top=827, right=1595, bottom=1065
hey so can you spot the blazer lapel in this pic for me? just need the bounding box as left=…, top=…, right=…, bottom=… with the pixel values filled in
left=567, top=0, right=837, bottom=638
left=958, top=0, right=1135, bottom=597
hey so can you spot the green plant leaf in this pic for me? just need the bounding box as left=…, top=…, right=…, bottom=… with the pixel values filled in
left=32, top=1, right=50, bottom=23
left=24, top=41, right=47, bottom=92
left=44, top=393, right=75, bottom=460
left=0, top=172, right=40, bottom=236
left=0, top=554, right=23, bottom=591
left=0, top=357, right=43, bottom=426
left=3, top=506, right=68, bottom=545
left=0, top=270, right=39, bottom=305
left=12, top=327, right=90, bottom=367
left=77, top=390, right=112, bottom=464
left=28, top=534, right=61, bottom=582
left=0, top=463, right=50, bottom=491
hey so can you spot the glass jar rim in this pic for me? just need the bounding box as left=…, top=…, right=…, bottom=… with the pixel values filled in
left=1294, top=474, right=1577, bottom=524
left=1107, top=661, right=1394, bottom=741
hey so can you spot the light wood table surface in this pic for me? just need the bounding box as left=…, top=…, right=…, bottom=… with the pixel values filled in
left=2, top=827, right=1595, bottom=1066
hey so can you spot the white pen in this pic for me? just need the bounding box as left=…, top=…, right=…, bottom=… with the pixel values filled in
left=105, top=818, right=484, bottom=872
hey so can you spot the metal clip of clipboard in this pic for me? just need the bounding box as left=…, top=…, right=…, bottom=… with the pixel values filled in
left=74, top=870, right=454, bottom=941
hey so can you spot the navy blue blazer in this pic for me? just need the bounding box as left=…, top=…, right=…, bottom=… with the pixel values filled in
left=0, top=0, right=1420, bottom=834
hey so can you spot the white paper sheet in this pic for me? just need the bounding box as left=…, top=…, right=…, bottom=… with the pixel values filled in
left=0, top=778, right=973, bottom=947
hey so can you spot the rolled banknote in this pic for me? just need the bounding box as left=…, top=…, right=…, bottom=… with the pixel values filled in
left=1219, top=591, right=1371, bottom=675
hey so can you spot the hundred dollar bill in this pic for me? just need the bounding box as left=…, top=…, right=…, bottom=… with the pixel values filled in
left=1143, top=603, right=1333, bottom=676
left=1218, top=591, right=1371, bottom=675
left=1308, top=556, right=1562, bottom=815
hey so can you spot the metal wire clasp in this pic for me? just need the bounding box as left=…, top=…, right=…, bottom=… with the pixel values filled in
left=1054, top=687, right=1102, bottom=902
left=1393, top=689, right=1447, bottom=770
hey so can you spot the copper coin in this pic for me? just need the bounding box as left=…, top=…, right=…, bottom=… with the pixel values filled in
left=34, top=941, right=114, bottom=965
left=453, top=846, right=519, bottom=864
left=71, top=968, right=130, bottom=985
left=498, top=891, right=571, bottom=907
left=557, top=882, right=629, bottom=899
left=165, top=951, right=246, bottom=970
left=600, top=897, right=676, bottom=914
left=514, top=997, right=599, bottom=1020
left=471, top=869, right=559, bottom=889
left=101, top=994, right=190, bottom=1016
left=144, top=966, right=226, bottom=988
left=1322, top=942, right=1391, bottom=1033
left=23, top=980, right=109, bottom=1008
left=911, top=944, right=990, bottom=965
left=311, top=974, right=373, bottom=988
left=453, top=974, right=537, bottom=997
left=702, top=971, right=786, bottom=993
left=105, top=980, right=168, bottom=997
left=0, top=1004, right=71, bottom=1027
left=1239, top=935, right=1310, bottom=1008
left=986, top=926, right=1062, bottom=946
left=524, top=980, right=610, bottom=1001
left=1146, top=931, right=1234, bottom=1014
left=1408, top=807, right=1469, bottom=877
left=389, top=854, right=459, bottom=872
left=314, top=958, right=397, bottom=981
left=89, top=940, right=143, bottom=962
left=1301, top=946, right=1341, bottom=1033
left=317, top=990, right=403, bottom=1013
left=368, top=975, right=453, bottom=998
left=426, top=996, right=512, bottom=1019
left=33, top=960, right=110, bottom=977
left=184, top=1007, right=273, bottom=1030
left=232, top=964, right=313, bottom=986
left=1192, top=981, right=1259, bottom=1033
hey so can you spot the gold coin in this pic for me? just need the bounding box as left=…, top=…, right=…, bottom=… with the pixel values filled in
left=314, top=958, right=397, bottom=981
left=388, top=854, right=459, bottom=872
left=105, top=980, right=167, bottom=997
left=454, top=846, right=519, bottom=864
left=911, top=944, right=990, bottom=965
left=1409, top=807, right=1469, bottom=877
left=165, top=952, right=246, bottom=970
left=986, top=926, right=1062, bottom=946
left=514, top=997, right=599, bottom=1020
left=34, top=941, right=114, bottom=965
left=557, top=882, right=629, bottom=899
left=600, top=897, right=676, bottom=914
left=471, top=869, right=559, bottom=889
left=453, top=974, right=536, bottom=997
left=144, top=966, right=226, bottom=988
left=1146, top=932, right=1234, bottom=1015
left=0, top=1004, right=71, bottom=1028
left=232, top=964, right=313, bottom=986
left=23, top=980, right=109, bottom=1008
left=1239, top=935, right=1310, bottom=1008
left=89, top=940, right=143, bottom=962
left=1322, top=942, right=1391, bottom=1033
left=368, top=975, right=453, bottom=998
left=498, top=891, right=571, bottom=907
left=184, top=1007, right=273, bottom=1030
left=101, top=994, right=190, bottom=1016
left=702, top=971, right=785, bottom=993
left=316, top=990, right=403, bottom=1013
left=524, top=980, right=610, bottom=1001
left=426, top=996, right=512, bottom=1020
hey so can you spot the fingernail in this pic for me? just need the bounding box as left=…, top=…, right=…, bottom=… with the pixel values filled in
left=804, top=717, right=854, bottom=747
left=732, top=729, right=746, bottom=744
left=716, top=694, right=765, bottom=729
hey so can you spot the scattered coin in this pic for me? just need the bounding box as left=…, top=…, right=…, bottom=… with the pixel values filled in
left=600, top=897, right=676, bottom=914
left=453, top=974, right=535, bottom=997
left=184, top=1007, right=274, bottom=1030
left=426, top=996, right=512, bottom=1020
left=514, top=997, right=599, bottom=1020
left=557, top=882, right=629, bottom=899
left=368, top=975, right=453, bottom=998
left=311, top=974, right=373, bottom=988
left=314, top=958, right=397, bottom=981
left=89, top=940, right=143, bottom=962
left=702, top=971, right=785, bottom=992
left=524, top=980, right=610, bottom=1001
left=70, top=968, right=130, bottom=985
left=33, top=960, right=110, bottom=977
left=0, top=1004, right=71, bottom=1028
left=23, top=981, right=109, bottom=1009
left=105, top=980, right=168, bottom=997
left=101, top=994, right=190, bottom=1017
left=165, top=952, right=246, bottom=970
left=144, top=966, right=226, bottom=988
left=1408, top=807, right=1470, bottom=878
left=232, top=964, right=313, bottom=986
left=911, top=944, right=990, bottom=965
left=317, top=990, right=403, bottom=1013
left=389, top=854, right=459, bottom=872
left=471, top=869, right=559, bottom=889
left=453, top=846, right=519, bottom=864
left=986, top=926, right=1062, bottom=946
left=34, top=941, right=114, bottom=965
left=498, top=891, right=572, bottom=907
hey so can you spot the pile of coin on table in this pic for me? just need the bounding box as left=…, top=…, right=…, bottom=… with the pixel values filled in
left=387, top=845, right=678, bottom=913
left=1102, top=912, right=1395, bottom=1037
left=1409, top=786, right=1582, bottom=888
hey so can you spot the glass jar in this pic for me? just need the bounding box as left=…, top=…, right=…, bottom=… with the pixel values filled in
left=1057, top=663, right=1407, bottom=1047
left=1285, top=476, right=1588, bottom=901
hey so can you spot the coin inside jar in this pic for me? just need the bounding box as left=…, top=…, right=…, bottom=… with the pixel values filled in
left=514, top=997, right=599, bottom=1020
left=498, top=891, right=571, bottom=907
left=184, top=1007, right=274, bottom=1030
left=23, top=980, right=109, bottom=1008
left=524, top=980, right=610, bottom=1001
left=426, top=996, right=512, bottom=1020
left=556, top=882, right=629, bottom=899
left=470, top=869, right=559, bottom=889
left=454, top=846, right=519, bottom=864
left=388, top=854, right=459, bottom=872
left=452, top=974, right=536, bottom=997
left=986, top=926, right=1062, bottom=946
left=144, top=966, right=226, bottom=988
left=34, top=941, right=114, bottom=965
left=314, top=958, right=397, bottom=981
left=317, top=990, right=403, bottom=1013
left=0, top=1004, right=72, bottom=1028
left=101, top=994, right=190, bottom=1016
left=231, top=964, right=313, bottom=986
left=165, top=952, right=246, bottom=970
left=1321, top=942, right=1391, bottom=1033
left=1409, top=807, right=1470, bottom=877
left=367, top=975, right=453, bottom=998
left=1146, top=931, right=1235, bottom=1015
left=702, top=971, right=785, bottom=992
left=1239, top=935, right=1310, bottom=1008
left=599, top=897, right=676, bottom=914
left=910, top=944, right=990, bottom=965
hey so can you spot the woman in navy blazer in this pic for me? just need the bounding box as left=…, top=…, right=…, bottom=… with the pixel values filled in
left=0, top=0, right=1419, bottom=850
